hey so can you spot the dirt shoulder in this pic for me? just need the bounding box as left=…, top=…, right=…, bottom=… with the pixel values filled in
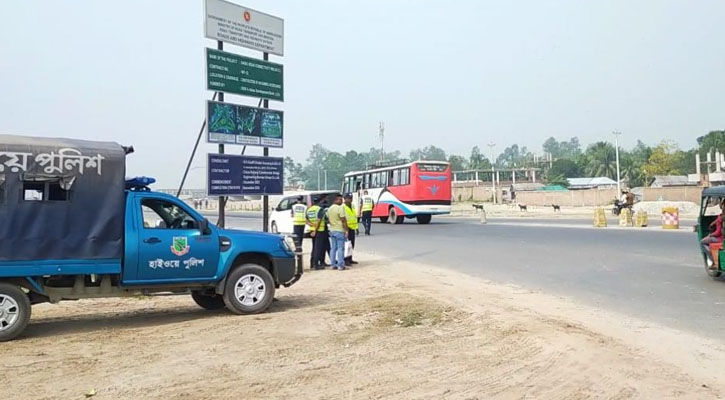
left=1, top=253, right=722, bottom=399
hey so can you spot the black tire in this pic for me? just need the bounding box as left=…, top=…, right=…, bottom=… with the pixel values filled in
left=191, top=291, right=226, bottom=310
left=270, top=222, right=278, bottom=234
left=705, top=259, right=723, bottom=278
left=416, top=214, right=432, bottom=224
left=379, top=216, right=389, bottom=223
left=0, top=283, right=31, bottom=342
left=223, top=264, right=276, bottom=315
left=389, top=208, right=404, bottom=225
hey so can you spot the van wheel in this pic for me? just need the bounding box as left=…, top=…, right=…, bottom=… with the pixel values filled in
left=416, top=214, right=432, bottom=224
left=191, top=291, right=226, bottom=310
left=0, top=283, right=31, bottom=342
left=389, top=208, right=404, bottom=224
left=271, top=222, right=278, bottom=234
left=224, top=264, right=276, bottom=315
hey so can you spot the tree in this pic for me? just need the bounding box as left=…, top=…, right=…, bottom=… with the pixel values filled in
left=547, top=158, right=581, bottom=179
left=618, top=140, right=651, bottom=187
left=542, top=136, right=582, bottom=159
left=496, top=144, right=531, bottom=168
left=409, top=145, right=447, bottom=161
left=468, top=146, right=491, bottom=169
left=283, top=157, right=305, bottom=187
left=698, top=130, right=725, bottom=157
left=643, top=141, right=683, bottom=177
left=584, top=142, right=617, bottom=179
left=447, top=154, right=468, bottom=171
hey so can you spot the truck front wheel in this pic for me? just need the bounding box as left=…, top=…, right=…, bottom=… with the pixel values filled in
left=0, top=283, right=31, bottom=342
left=223, top=264, right=276, bottom=315
left=191, top=291, right=226, bottom=310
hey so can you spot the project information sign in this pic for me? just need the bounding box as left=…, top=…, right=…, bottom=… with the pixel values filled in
left=206, top=48, right=284, bottom=101
left=207, top=100, right=283, bottom=147
left=204, top=0, right=284, bottom=56
left=207, top=154, right=284, bottom=196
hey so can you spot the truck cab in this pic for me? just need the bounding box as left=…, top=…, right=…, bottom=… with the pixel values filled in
left=0, top=135, right=302, bottom=341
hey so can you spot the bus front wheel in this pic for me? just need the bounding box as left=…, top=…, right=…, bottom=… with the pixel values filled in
left=416, top=215, right=432, bottom=224
left=389, top=208, right=404, bottom=225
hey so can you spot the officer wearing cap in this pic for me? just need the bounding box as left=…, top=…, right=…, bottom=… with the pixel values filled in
left=343, top=193, right=359, bottom=266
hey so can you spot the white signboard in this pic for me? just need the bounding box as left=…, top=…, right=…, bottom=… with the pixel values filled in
left=205, top=0, right=284, bottom=56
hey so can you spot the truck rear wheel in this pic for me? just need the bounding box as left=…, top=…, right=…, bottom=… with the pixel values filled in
left=223, top=264, right=276, bottom=315
left=191, top=291, right=226, bottom=310
left=0, top=283, right=31, bottom=342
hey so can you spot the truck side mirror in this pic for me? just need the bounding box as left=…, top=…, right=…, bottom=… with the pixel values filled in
left=200, top=218, right=211, bottom=235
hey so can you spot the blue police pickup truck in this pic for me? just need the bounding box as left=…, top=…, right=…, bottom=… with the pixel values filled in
left=0, top=134, right=302, bottom=341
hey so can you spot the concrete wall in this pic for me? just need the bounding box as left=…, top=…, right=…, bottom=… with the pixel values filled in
left=452, top=185, right=704, bottom=206
left=637, top=186, right=702, bottom=203
left=513, top=189, right=619, bottom=207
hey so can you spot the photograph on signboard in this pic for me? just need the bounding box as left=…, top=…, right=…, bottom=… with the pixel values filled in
left=206, top=100, right=283, bottom=147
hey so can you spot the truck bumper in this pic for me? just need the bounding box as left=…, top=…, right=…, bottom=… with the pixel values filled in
left=273, top=255, right=303, bottom=288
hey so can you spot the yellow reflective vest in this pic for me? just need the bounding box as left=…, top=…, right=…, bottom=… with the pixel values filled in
left=292, top=203, right=307, bottom=226
left=361, top=195, right=374, bottom=211
left=344, top=204, right=359, bottom=229
left=306, top=205, right=326, bottom=232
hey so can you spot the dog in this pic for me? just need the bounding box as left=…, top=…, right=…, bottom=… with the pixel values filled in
left=552, top=204, right=561, bottom=212
left=518, top=204, right=528, bottom=212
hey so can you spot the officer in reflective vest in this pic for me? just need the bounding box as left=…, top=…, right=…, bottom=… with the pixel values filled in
left=291, top=196, right=307, bottom=249
left=359, top=190, right=375, bottom=236
left=344, top=193, right=359, bottom=266
left=306, top=197, right=329, bottom=269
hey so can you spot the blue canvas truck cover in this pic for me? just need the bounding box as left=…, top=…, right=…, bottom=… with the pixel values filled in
left=0, top=134, right=126, bottom=261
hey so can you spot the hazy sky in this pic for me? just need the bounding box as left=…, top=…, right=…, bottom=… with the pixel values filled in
left=1, top=0, right=723, bottom=188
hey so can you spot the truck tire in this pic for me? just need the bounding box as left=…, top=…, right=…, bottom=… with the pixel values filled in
left=191, top=291, right=226, bottom=310
left=416, top=214, right=432, bottom=224
left=0, top=283, right=31, bottom=342
left=223, top=264, right=276, bottom=315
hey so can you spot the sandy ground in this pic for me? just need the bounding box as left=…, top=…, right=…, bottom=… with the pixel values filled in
left=1, top=253, right=723, bottom=400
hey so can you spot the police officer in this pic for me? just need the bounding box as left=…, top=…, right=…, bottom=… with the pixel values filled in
left=359, top=190, right=375, bottom=235
left=344, top=193, right=359, bottom=266
left=307, top=197, right=329, bottom=269
left=291, top=196, right=307, bottom=249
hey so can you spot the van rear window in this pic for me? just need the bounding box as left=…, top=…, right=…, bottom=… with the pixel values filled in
left=417, top=164, right=448, bottom=172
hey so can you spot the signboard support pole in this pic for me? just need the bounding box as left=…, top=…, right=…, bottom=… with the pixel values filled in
left=217, top=40, right=226, bottom=228
left=262, top=52, right=270, bottom=232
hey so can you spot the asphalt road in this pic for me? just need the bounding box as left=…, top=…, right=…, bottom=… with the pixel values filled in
left=217, top=212, right=724, bottom=341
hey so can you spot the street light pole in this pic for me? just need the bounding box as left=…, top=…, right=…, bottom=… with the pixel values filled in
left=487, top=142, right=496, bottom=204
left=613, top=131, right=622, bottom=194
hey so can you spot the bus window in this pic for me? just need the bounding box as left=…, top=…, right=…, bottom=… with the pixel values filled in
left=381, top=171, right=389, bottom=187
left=364, top=174, right=370, bottom=189
left=401, top=168, right=410, bottom=185
left=372, top=173, right=379, bottom=188
left=392, top=169, right=400, bottom=186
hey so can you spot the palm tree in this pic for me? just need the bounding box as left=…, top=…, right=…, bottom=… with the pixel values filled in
left=585, top=142, right=617, bottom=179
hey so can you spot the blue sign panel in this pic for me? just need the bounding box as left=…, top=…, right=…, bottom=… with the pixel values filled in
left=207, top=154, right=284, bottom=196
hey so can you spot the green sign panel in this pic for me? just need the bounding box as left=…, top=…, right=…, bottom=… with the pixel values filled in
left=206, top=48, right=283, bottom=101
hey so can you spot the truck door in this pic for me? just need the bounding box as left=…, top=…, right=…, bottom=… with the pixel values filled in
left=136, top=197, right=219, bottom=282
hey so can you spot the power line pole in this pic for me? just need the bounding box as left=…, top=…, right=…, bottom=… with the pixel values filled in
left=613, top=131, right=622, bottom=194
left=487, top=142, right=496, bottom=204
left=378, top=121, right=385, bottom=162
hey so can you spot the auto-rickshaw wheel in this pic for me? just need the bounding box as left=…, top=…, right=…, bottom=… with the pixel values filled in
left=705, top=260, right=722, bottom=278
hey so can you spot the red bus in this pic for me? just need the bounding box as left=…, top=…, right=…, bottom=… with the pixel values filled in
left=343, top=160, right=451, bottom=224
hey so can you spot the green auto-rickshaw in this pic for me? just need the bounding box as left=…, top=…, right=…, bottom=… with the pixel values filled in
left=698, top=187, right=725, bottom=278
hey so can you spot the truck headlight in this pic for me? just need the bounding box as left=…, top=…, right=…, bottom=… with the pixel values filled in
left=282, top=236, right=296, bottom=254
